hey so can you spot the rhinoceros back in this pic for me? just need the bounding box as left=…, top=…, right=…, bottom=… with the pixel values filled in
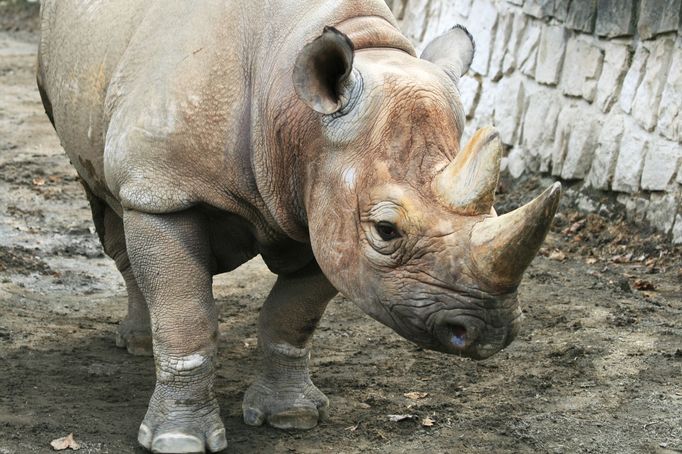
left=38, top=0, right=399, bottom=230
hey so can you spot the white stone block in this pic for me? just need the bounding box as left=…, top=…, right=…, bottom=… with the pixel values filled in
left=645, top=192, right=678, bottom=233
left=576, top=194, right=598, bottom=213
left=586, top=113, right=625, bottom=189
left=467, top=0, right=498, bottom=76
left=672, top=214, right=682, bottom=245
left=638, top=0, right=682, bottom=40
left=618, top=195, right=650, bottom=223
left=595, top=43, right=630, bottom=113
left=523, top=0, right=555, bottom=18
left=502, top=13, right=528, bottom=74
left=419, top=2, right=445, bottom=50
left=516, top=19, right=542, bottom=78
left=474, top=78, right=496, bottom=126
left=657, top=42, right=682, bottom=142
left=521, top=90, right=561, bottom=171
left=454, top=0, right=473, bottom=18
left=507, top=147, right=526, bottom=178
left=535, top=25, right=567, bottom=85
left=389, top=0, right=407, bottom=20
left=462, top=122, right=478, bottom=147
left=561, top=108, right=602, bottom=180
left=458, top=75, right=481, bottom=118
left=494, top=76, right=525, bottom=145
left=551, top=104, right=579, bottom=176
left=421, top=0, right=470, bottom=49
left=489, top=11, right=514, bottom=81
left=560, top=37, right=604, bottom=102
left=401, top=0, right=431, bottom=45
left=640, top=137, right=682, bottom=190
left=632, top=38, right=675, bottom=132
left=619, top=45, right=649, bottom=114
left=612, top=122, right=649, bottom=193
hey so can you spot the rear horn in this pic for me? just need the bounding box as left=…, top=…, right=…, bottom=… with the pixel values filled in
left=433, top=126, right=502, bottom=216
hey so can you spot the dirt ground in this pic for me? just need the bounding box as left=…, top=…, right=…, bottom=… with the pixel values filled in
left=1, top=15, right=681, bottom=454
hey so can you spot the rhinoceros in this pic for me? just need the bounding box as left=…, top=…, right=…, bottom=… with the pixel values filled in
left=37, top=0, right=560, bottom=452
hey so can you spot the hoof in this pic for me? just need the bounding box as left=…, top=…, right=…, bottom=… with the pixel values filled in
left=267, top=406, right=322, bottom=430
left=242, top=381, right=328, bottom=430
left=138, top=382, right=226, bottom=453
left=138, top=418, right=226, bottom=453
left=116, top=323, right=152, bottom=356
left=152, top=432, right=204, bottom=453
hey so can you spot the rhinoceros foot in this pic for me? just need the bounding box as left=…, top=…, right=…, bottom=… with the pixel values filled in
left=115, top=317, right=153, bottom=356
left=138, top=383, right=227, bottom=453
left=243, top=342, right=328, bottom=430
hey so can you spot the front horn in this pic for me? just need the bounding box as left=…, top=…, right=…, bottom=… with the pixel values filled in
left=470, top=182, right=562, bottom=289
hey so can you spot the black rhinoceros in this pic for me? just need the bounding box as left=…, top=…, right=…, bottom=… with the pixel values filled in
left=36, top=0, right=560, bottom=452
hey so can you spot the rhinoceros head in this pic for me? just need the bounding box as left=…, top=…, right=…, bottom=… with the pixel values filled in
left=292, top=26, right=561, bottom=359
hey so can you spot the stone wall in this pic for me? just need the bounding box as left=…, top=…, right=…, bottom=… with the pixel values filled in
left=387, top=0, right=682, bottom=243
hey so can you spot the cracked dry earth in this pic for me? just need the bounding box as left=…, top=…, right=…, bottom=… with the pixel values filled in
left=0, top=30, right=681, bottom=454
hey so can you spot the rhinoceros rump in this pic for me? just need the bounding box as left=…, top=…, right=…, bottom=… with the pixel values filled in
left=36, top=1, right=560, bottom=452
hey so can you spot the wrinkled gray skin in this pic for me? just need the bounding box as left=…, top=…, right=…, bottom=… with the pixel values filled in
left=37, top=1, right=560, bottom=452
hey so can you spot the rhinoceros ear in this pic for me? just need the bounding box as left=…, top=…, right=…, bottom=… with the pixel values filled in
left=293, top=26, right=355, bottom=115
left=421, top=25, right=475, bottom=83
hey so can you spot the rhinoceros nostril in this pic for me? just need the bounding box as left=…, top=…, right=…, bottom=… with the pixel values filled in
left=448, top=324, right=468, bottom=348
left=433, top=321, right=476, bottom=351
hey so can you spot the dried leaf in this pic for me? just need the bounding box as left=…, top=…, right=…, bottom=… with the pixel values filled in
left=50, top=433, right=80, bottom=451
left=612, top=253, right=633, bottom=264
left=345, top=422, right=361, bottom=432
left=403, top=391, right=428, bottom=400
left=549, top=250, right=566, bottom=262
left=243, top=337, right=257, bottom=348
left=632, top=279, right=655, bottom=291
left=568, top=219, right=586, bottom=233
left=421, top=416, right=435, bottom=427
left=387, top=414, right=415, bottom=422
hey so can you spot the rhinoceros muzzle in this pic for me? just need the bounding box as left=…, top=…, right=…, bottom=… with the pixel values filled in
left=427, top=298, right=522, bottom=359
left=387, top=286, right=522, bottom=359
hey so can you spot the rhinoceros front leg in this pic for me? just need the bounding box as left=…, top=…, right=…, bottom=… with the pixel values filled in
left=124, top=209, right=227, bottom=454
left=243, top=261, right=337, bottom=429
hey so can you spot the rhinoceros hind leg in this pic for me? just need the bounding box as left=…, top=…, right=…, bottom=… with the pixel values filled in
left=115, top=313, right=152, bottom=356
left=85, top=190, right=152, bottom=356
left=243, top=262, right=337, bottom=429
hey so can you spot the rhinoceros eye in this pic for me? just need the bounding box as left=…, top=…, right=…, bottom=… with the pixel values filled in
left=375, top=221, right=401, bottom=241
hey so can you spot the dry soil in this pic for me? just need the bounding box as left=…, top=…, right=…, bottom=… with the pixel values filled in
left=0, top=21, right=680, bottom=454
